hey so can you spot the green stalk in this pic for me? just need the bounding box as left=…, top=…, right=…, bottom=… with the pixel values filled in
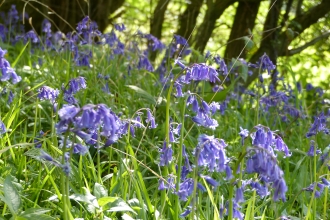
left=174, top=96, right=188, bottom=219
left=61, top=134, right=69, bottom=220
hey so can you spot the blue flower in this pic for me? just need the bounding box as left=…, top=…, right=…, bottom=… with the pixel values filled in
left=0, top=119, right=6, bottom=135
left=0, top=47, right=21, bottom=84
left=254, top=53, right=276, bottom=74
left=307, top=140, right=321, bottom=156
left=195, top=134, right=228, bottom=172
left=159, top=141, right=173, bottom=166
left=146, top=109, right=157, bottom=129
left=38, top=86, right=59, bottom=103
left=114, top=23, right=126, bottom=32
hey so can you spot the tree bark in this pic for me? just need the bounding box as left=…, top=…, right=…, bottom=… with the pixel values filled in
left=1, top=0, right=125, bottom=33
left=176, top=0, right=204, bottom=41
left=150, top=0, right=171, bottom=40
left=193, top=0, right=236, bottom=53
left=224, top=0, right=261, bottom=60
left=243, top=0, right=283, bottom=87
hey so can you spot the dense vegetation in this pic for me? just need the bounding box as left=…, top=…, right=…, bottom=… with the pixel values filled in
left=0, top=3, right=329, bottom=220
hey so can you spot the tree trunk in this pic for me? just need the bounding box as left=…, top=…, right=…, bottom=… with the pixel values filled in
left=150, top=0, right=171, bottom=40
left=176, top=0, right=204, bottom=41
left=0, top=0, right=124, bottom=33
left=224, top=0, right=261, bottom=60
left=193, top=0, right=236, bottom=53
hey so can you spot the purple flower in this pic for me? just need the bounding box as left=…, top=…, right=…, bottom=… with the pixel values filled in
left=180, top=207, right=192, bottom=217
left=138, top=51, right=154, bottom=72
left=307, top=140, right=321, bottom=156
left=146, top=109, right=157, bottom=129
left=306, top=112, right=328, bottom=138
left=0, top=47, right=21, bottom=84
left=159, top=141, right=173, bottom=166
left=239, top=127, right=249, bottom=145
left=235, top=187, right=244, bottom=203
left=195, top=134, right=228, bottom=172
left=38, top=86, right=59, bottom=103
left=24, top=30, right=39, bottom=44
left=201, top=175, right=219, bottom=188
left=255, top=53, right=276, bottom=74
left=0, top=119, right=6, bottom=135
left=114, top=23, right=126, bottom=32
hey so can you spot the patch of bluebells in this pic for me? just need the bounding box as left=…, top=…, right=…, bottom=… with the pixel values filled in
left=246, top=125, right=291, bottom=201
left=303, top=177, right=330, bottom=198
left=0, top=47, right=21, bottom=84
left=62, top=76, right=87, bottom=105
left=53, top=104, right=157, bottom=175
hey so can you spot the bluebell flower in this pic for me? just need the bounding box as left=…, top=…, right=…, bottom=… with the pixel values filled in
left=114, top=23, right=126, bottom=32
left=24, top=30, right=39, bottom=44
left=235, top=187, right=244, bottom=203
left=159, top=141, right=173, bottom=166
left=0, top=47, right=21, bottom=84
left=250, top=181, right=269, bottom=198
left=73, top=143, right=88, bottom=155
left=138, top=51, right=154, bottom=72
left=62, top=162, right=71, bottom=176
left=195, top=134, right=228, bottom=172
left=38, top=86, right=59, bottom=103
left=140, top=33, right=165, bottom=52
left=67, top=76, right=86, bottom=94
left=40, top=150, right=55, bottom=162
left=296, top=82, right=302, bottom=93
left=180, top=207, right=192, bottom=217
left=239, top=127, right=249, bottom=145
left=255, top=53, right=276, bottom=74
left=174, top=82, right=183, bottom=97
left=58, top=105, right=80, bottom=122
left=176, top=178, right=194, bottom=201
left=76, top=16, right=101, bottom=44
left=306, top=112, right=328, bottom=138
left=34, top=130, right=44, bottom=148
left=307, top=140, right=321, bottom=156
left=7, top=91, right=13, bottom=104
left=0, top=119, right=6, bottom=135
left=201, top=175, right=219, bottom=188
left=306, top=83, right=314, bottom=91
left=146, top=109, right=157, bottom=129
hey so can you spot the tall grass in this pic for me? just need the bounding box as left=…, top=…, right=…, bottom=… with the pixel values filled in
left=0, top=6, right=329, bottom=220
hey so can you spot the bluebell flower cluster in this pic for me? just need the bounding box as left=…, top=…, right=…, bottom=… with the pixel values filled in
left=306, top=112, right=329, bottom=138
left=0, top=48, right=21, bottom=84
left=62, top=76, right=87, bottom=105
left=245, top=125, right=291, bottom=201
left=253, top=53, right=276, bottom=74
left=37, top=86, right=59, bottom=104
left=0, top=119, right=6, bottom=135
left=304, top=177, right=330, bottom=198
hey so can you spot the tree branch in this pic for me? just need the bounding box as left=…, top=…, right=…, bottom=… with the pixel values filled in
left=193, top=0, right=236, bottom=52
left=284, top=31, right=330, bottom=56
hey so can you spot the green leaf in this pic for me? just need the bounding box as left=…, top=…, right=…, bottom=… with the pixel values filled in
left=18, top=214, right=55, bottom=220
left=20, top=208, right=52, bottom=216
left=11, top=42, right=29, bottom=68
left=4, top=176, right=21, bottom=215
left=126, top=85, right=156, bottom=104
left=69, top=187, right=99, bottom=213
left=107, top=198, right=136, bottom=214
left=98, top=197, right=118, bottom=207
left=93, top=183, right=108, bottom=199
left=242, top=36, right=254, bottom=51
